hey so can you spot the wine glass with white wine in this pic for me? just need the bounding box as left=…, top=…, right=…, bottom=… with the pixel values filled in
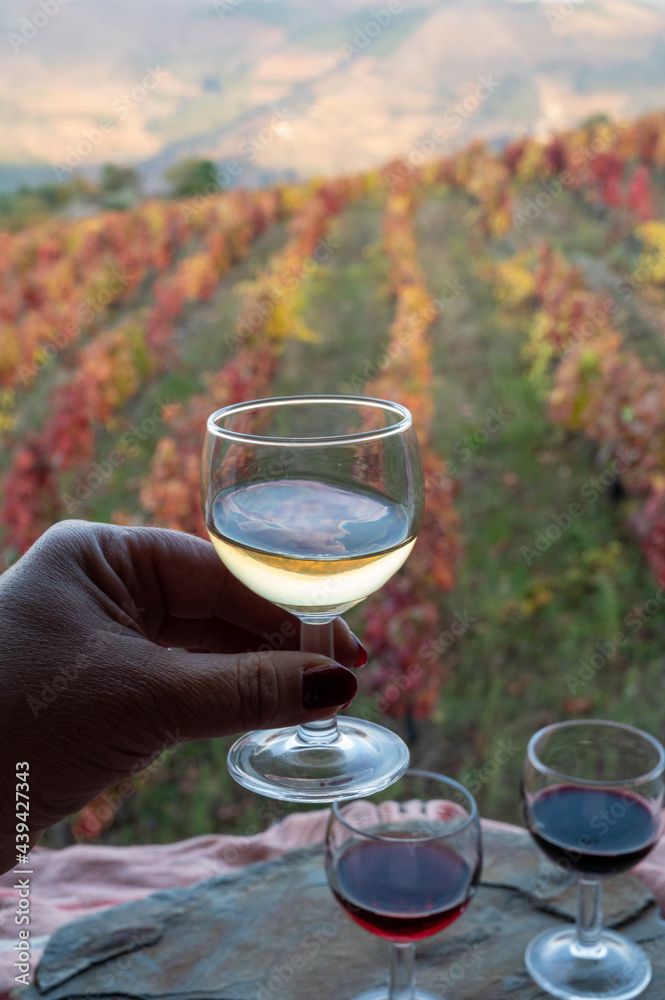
left=202, top=395, right=425, bottom=802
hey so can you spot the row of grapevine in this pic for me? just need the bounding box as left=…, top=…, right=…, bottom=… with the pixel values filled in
left=401, top=110, right=665, bottom=592
left=379, top=112, right=665, bottom=254
left=0, top=190, right=284, bottom=556
left=139, top=178, right=368, bottom=539
left=359, top=183, right=462, bottom=723
left=489, top=243, right=665, bottom=587
left=0, top=192, right=280, bottom=416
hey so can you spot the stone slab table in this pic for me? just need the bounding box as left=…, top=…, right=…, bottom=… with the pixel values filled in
left=24, top=826, right=665, bottom=1000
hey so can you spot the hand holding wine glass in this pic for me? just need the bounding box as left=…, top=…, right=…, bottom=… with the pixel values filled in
left=325, top=770, right=482, bottom=1000
left=521, top=720, right=665, bottom=1000
left=202, top=395, right=425, bottom=802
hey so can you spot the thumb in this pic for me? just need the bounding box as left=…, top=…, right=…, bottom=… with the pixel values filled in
left=149, top=647, right=358, bottom=741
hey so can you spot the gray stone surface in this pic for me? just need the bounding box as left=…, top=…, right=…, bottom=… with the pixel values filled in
left=25, top=827, right=665, bottom=1000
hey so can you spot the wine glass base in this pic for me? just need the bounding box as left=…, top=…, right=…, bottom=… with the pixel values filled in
left=525, top=926, right=652, bottom=1000
left=346, top=989, right=442, bottom=1000
left=227, top=716, right=410, bottom=802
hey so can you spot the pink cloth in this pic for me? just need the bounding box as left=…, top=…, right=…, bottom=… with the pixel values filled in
left=1, top=816, right=664, bottom=997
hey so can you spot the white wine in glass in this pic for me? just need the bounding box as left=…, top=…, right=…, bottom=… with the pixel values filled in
left=202, top=395, right=425, bottom=802
left=208, top=479, right=416, bottom=616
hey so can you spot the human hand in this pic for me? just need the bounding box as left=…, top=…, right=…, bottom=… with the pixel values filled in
left=0, top=520, right=362, bottom=873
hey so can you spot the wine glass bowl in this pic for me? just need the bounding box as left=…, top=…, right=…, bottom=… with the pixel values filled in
left=202, top=395, right=425, bottom=802
left=521, top=720, right=665, bottom=1000
left=325, top=770, right=482, bottom=1000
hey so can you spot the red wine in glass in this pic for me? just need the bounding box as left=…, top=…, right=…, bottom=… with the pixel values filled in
left=330, top=835, right=480, bottom=942
left=325, top=770, right=482, bottom=1000
left=521, top=720, right=665, bottom=1000
left=527, top=784, right=659, bottom=879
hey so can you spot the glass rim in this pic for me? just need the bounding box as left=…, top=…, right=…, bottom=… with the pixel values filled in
left=206, top=394, right=413, bottom=446
left=330, top=769, right=479, bottom=843
left=527, top=719, right=665, bottom=788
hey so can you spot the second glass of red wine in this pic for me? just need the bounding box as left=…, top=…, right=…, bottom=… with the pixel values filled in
left=325, top=769, right=482, bottom=1000
left=521, top=720, right=665, bottom=1000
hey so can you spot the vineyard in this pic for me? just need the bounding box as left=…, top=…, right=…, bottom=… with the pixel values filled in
left=3, top=110, right=665, bottom=842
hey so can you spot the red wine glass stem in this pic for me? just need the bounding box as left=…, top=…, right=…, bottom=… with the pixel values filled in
left=389, top=941, right=416, bottom=1000
left=575, top=878, right=603, bottom=953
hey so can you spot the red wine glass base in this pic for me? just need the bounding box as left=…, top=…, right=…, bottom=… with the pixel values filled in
left=525, top=926, right=651, bottom=1000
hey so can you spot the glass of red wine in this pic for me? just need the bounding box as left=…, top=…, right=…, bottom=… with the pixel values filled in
left=325, top=769, right=482, bottom=1000
left=521, top=720, right=665, bottom=1000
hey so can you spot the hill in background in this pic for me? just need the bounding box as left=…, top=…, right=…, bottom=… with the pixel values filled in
left=2, top=0, right=665, bottom=192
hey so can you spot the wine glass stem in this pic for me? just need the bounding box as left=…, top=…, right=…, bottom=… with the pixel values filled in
left=296, top=620, right=340, bottom=745
left=576, top=878, right=603, bottom=951
left=389, top=942, right=416, bottom=1000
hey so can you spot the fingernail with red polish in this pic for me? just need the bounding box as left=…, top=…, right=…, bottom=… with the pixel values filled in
left=353, top=638, right=368, bottom=669
left=302, top=664, right=357, bottom=710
